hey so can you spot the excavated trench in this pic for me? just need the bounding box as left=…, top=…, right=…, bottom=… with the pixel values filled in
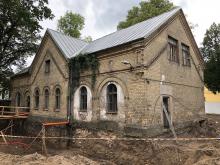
left=0, top=115, right=220, bottom=165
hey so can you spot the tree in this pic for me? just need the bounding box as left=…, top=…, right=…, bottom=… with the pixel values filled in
left=117, top=0, right=174, bottom=30
left=0, top=0, right=54, bottom=97
left=201, top=23, right=220, bottom=94
left=57, top=11, right=84, bottom=38
left=83, top=36, right=93, bottom=42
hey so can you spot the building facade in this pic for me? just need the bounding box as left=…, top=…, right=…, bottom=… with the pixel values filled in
left=204, top=87, right=220, bottom=114
left=10, top=8, right=205, bottom=130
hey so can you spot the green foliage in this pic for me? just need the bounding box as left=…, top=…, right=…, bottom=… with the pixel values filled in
left=0, top=0, right=54, bottom=95
left=57, top=11, right=84, bottom=38
left=117, top=0, right=174, bottom=29
left=83, top=36, right=93, bottom=43
left=69, top=54, right=99, bottom=92
left=201, top=23, right=220, bottom=94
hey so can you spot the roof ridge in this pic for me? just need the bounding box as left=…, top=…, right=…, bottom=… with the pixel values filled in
left=47, top=28, right=88, bottom=44
left=88, top=7, right=181, bottom=45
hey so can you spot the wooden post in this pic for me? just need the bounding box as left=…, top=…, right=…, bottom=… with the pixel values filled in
left=10, top=120, right=13, bottom=135
left=1, top=106, right=4, bottom=115
left=42, top=126, right=48, bottom=156
left=15, top=107, right=19, bottom=116
left=162, top=101, right=177, bottom=139
left=0, top=131, right=8, bottom=145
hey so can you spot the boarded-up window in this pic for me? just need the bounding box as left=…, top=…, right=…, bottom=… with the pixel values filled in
left=168, top=36, right=179, bottom=63
left=80, top=87, right=87, bottom=111
left=107, top=84, right=117, bottom=113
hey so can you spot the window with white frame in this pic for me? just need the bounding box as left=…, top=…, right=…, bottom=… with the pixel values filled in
left=106, top=84, right=118, bottom=113
left=80, top=86, right=87, bottom=111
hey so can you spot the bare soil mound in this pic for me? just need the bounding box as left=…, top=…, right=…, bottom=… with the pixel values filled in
left=1, top=115, right=220, bottom=164
left=0, top=152, right=99, bottom=165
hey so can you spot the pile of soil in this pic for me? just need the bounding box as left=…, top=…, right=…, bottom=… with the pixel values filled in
left=0, top=152, right=98, bottom=165
left=1, top=115, right=220, bottom=164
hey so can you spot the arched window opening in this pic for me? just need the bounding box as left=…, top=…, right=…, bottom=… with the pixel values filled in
left=35, top=89, right=40, bottom=109
left=44, top=89, right=49, bottom=110
left=107, top=84, right=117, bottom=113
left=80, top=86, right=87, bottom=111
left=16, top=92, right=21, bottom=107
left=26, top=95, right=30, bottom=112
left=55, top=88, right=61, bottom=110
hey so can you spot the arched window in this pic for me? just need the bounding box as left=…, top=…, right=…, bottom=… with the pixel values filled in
left=26, top=95, right=30, bottom=111
left=55, top=88, right=61, bottom=110
left=44, top=89, right=49, bottom=110
left=80, top=86, right=87, bottom=111
left=16, top=92, right=21, bottom=107
left=35, top=89, right=40, bottom=109
left=107, top=84, right=117, bottom=113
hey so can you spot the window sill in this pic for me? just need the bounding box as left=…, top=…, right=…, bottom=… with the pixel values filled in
left=44, top=109, right=49, bottom=111
left=182, top=64, right=191, bottom=67
left=34, top=108, right=39, bottom=110
left=106, top=112, right=118, bottom=115
left=79, top=110, right=87, bottom=113
left=54, top=109, right=60, bottom=112
left=168, top=60, right=179, bottom=64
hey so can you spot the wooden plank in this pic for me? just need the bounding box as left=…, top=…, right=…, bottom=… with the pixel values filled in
left=42, top=126, right=48, bottom=156
left=0, top=115, right=29, bottom=119
left=1, top=107, right=4, bottom=115
left=0, top=131, right=8, bottom=145
left=0, top=106, right=30, bottom=109
left=42, top=121, right=69, bottom=126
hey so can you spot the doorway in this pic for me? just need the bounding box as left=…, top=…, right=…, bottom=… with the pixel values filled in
left=162, top=97, right=170, bottom=128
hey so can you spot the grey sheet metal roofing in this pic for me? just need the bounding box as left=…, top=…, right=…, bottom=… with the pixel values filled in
left=47, top=29, right=88, bottom=58
left=81, top=7, right=181, bottom=54
left=12, top=7, right=181, bottom=77
left=48, top=7, right=181, bottom=58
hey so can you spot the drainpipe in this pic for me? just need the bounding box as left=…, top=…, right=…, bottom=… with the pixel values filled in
left=67, top=63, right=73, bottom=124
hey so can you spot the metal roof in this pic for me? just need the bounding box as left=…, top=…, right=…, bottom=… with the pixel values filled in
left=14, top=7, right=182, bottom=77
left=47, top=7, right=181, bottom=58
left=47, top=29, right=88, bottom=58
left=81, top=7, right=181, bottom=54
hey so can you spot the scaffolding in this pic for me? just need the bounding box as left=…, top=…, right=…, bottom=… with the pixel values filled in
left=0, top=106, right=29, bottom=119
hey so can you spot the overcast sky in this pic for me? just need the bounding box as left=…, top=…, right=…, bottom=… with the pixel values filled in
left=40, top=0, right=220, bottom=45
left=26, top=0, right=220, bottom=66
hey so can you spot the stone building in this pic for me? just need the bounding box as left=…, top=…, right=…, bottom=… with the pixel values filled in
left=10, top=7, right=205, bottom=131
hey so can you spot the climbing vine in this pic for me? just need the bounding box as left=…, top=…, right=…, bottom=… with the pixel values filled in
left=69, top=53, right=99, bottom=92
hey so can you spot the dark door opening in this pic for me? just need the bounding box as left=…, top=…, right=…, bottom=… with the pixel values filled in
left=163, top=97, right=170, bottom=128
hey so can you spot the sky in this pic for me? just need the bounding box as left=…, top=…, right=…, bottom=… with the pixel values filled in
left=26, top=0, right=220, bottom=65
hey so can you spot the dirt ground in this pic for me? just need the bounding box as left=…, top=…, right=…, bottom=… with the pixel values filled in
left=1, top=115, right=220, bottom=165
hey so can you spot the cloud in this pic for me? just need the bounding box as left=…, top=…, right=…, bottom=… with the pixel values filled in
left=91, top=0, right=141, bottom=32
left=40, top=0, right=220, bottom=46
left=40, top=0, right=141, bottom=39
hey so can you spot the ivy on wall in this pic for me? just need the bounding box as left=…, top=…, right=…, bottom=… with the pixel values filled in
left=69, top=53, right=99, bottom=92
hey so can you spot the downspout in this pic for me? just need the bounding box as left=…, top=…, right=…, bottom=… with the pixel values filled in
left=67, top=62, right=74, bottom=147
left=67, top=62, right=73, bottom=123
